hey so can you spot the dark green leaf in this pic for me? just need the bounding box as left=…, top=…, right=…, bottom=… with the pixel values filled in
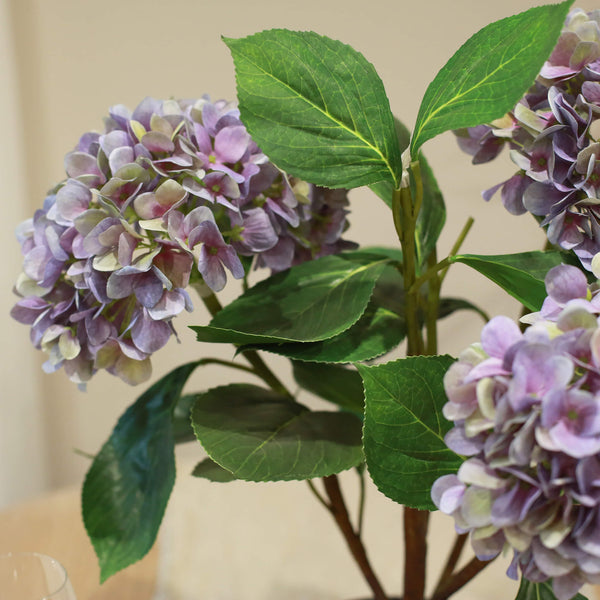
left=450, top=251, right=564, bottom=311
left=438, top=297, right=490, bottom=323
left=225, top=30, right=402, bottom=188
left=369, top=119, right=445, bottom=266
left=241, top=261, right=406, bottom=363
left=191, top=384, right=363, bottom=481
left=192, top=458, right=237, bottom=483
left=172, top=393, right=198, bottom=444
left=242, top=304, right=403, bottom=363
left=292, top=361, right=364, bottom=415
left=82, top=362, right=199, bottom=582
left=191, top=254, right=387, bottom=346
left=359, top=355, right=462, bottom=510
left=411, top=1, right=574, bottom=153
left=515, top=578, right=588, bottom=600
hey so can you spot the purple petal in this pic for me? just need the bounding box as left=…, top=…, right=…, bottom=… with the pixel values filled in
left=131, top=312, right=171, bottom=353
left=214, top=126, right=250, bottom=163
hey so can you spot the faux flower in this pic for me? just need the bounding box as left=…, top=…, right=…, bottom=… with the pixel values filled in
left=455, top=9, right=600, bottom=273
left=12, top=97, right=356, bottom=386
left=433, top=264, right=600, bottom=600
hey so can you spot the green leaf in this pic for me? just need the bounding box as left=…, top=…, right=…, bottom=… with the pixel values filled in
left=438, top=297, right=490, bottom=323
left=192, top=458, right=237, bottom=483
left=292, top=361, right=364, bottom=415
left=241, top=262, right=406, bottom=363
left=191, top=254, right=387, bottom=346
left=359, top=355, right=462, bottom=510
left=242, top=304, right=403, bottom=363
left=224, top=30, right=402, bottom=188
left=172, top=393, right=199, bottom=444
left=450, top=251, right=564, bottom=311
left=369, top=119, right=445, bottom=266
left=82, top=362, right=199, bottom=582
left=191, top=384, right=363, bottom=481
left=410, top=1, right=574, bottom=154
left=515, top=578, right=588, bottom=600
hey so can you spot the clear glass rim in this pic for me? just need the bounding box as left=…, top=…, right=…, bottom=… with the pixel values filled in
left=0, top=551, right=70, bottom=598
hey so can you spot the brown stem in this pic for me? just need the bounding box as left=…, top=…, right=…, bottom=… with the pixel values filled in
left=432, top=534, right=467, bottom=598
left=430, top=556, right=491, bottom=600
left=403, top=508, right=429, bottom=600
left=322, top=475, right=388, bottom=600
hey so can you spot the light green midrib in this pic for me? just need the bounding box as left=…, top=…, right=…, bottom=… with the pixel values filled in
left=234, top=42, right=399, bottom=186
left=411, top=24, right=537, bottom=151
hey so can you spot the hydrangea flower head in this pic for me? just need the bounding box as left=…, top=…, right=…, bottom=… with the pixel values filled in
left=12, top=97, right=356, bottom=386
left=455, top=9, right=600, bottom=273
left=433, top=264, right=600, bottom=599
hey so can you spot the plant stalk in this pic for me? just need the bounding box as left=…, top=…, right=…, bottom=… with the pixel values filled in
left=394, top=167, right=430, bottom=600
left=431, top=556, right=491, bottom=600
left=432, top=533, right=467, bottom=597
left=323, top=475, right=389, bottom=600
left=198, top=290, right=290, bottom=396
left=403, top=508, right=429, bottom=600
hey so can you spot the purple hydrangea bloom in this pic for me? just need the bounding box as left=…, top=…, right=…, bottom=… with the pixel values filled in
left=12, top=96, right=356, bottom=385
left=433, top=264, right=600, bottom=599
left=455, top=9, right=600, bottom=274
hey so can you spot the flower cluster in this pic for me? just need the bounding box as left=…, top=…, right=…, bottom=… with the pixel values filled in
left=433, top=264, right=600, bottom=599
left=11, top=97, right=355, bottom=386
left=456, top=9, right=600, bottom=273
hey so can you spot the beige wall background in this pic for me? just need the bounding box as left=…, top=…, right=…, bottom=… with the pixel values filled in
left=2, top=1, right=597, bottom=598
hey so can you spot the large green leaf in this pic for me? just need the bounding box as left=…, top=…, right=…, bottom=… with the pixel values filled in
left=82, top=362, right=199, bottom=582
left=292, top=361, right=364, bottom=415
left=240, top=261, right=405, bottom=363
left=242, top=304, right=403, bottom=363
left=369, top=120, right=445, bottom=267
left=191, top=384, right=363, bottom=481
left=224, top=30, right=402, bottom=188
left=191, top=254, right=387, bottom=346
left=450, top=251, right=564, bottom=311
left=515, top=578, right=588, bottom=600
left=410, top=1, right=573, bottom=154
left=359, top=355, right=462, bottom=510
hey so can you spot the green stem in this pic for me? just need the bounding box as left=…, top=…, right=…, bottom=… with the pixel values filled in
left=395, top=164, right=430, bottom=600
left=195, top=357, right=257, bottom=376
left=357, top=467, right=367, bottom=537
left=425, top=249, right=441, bottom=356
left=439, top=217, right=474, bottom=285
left=198, top=290, right=290, bottom=397
left=397, top=185, right=423, bottom=356
left=306, top=479, right=331, bottom=512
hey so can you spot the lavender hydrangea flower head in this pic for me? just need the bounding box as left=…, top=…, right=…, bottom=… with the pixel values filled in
left=455, top=9, right=600, bottom=273
left=12, top=96, right=356, bottom=385
left=433, top=264, right=600, bottom=600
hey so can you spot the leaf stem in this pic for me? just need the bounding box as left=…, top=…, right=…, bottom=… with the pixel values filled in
left=197, top=289, right=291, bottom=397
left=322, top=475, right=389, bottom=600
left=357, top=467, right=367, bottom=537
left=306, top=479, right=331, bottom=512
left=439, top=217, right=474, bottom=285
